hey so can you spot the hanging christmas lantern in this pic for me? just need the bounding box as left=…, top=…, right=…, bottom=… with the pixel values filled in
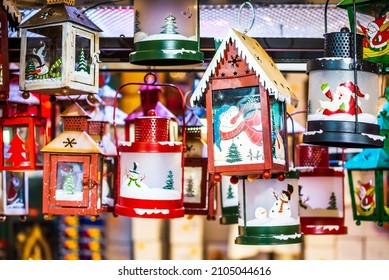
left=303, top=26, right=383, bottom=148
left=41, top=102, right=105, bottom=221
left=345, top=92, right=389, bottom=226
left=297, top=144, right=348, bottom=235
left=190, top=28, right=298, bottom=178
left=181, top=110, right=215, bottom=218
left=130, top=0, right=203, bottom=66
left=0, top=82, right=47, bottom=171
left=87, top=107, right=117, bottom=213
left=0, top=171, right=29, bottom=222
left=0, top=0, right=21, bottom=100
left=219, top=175, right=239, bottom=225
left=18, top=0, right=102, bottom=100
left=115, top=110, right=184, bottom=218
left=235, top=171, right=302, bottom=245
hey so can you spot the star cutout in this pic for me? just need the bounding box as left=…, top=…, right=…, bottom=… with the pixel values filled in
left=228, top=55, right=241, bottom=68
left=63, top=138, right=77, bottom=148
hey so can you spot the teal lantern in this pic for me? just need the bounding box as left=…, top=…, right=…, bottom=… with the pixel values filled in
left=345, top=88, right=389, bottom=226
left=235, top=170, right=302, bottom=245
left=129, top=0, right=203, bottom=66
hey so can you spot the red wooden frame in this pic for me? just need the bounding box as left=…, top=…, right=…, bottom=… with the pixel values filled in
left=0, top=4, right=9, bottom=100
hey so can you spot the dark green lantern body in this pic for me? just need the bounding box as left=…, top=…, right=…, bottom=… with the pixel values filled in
left=219, top=176, right=239, bottom=225
left=235, top=171, right=302, bottom=245
left=129, top=0, right=203, bottom=66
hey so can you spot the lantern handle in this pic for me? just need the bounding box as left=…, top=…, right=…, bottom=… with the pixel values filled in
left=237, top=1, right=255, bottom=34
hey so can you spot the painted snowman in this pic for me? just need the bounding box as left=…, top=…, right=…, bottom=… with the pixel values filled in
left=269, top=184, right=294, bottom=219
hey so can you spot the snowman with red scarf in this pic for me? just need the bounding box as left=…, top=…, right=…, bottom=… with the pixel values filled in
left=319, top=81, right=369, bottom=116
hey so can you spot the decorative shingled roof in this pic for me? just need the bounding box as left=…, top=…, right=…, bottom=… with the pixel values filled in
left=1, top=0, right=22, bottom=31
left=190, top=28, right=299, bottom=108
left=60, top=102, right=90, bottom=118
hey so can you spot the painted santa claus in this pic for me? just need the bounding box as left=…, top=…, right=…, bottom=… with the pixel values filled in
left=319, top=81, right=369, bottom=116
left=356, top=180, right=375, bottom=216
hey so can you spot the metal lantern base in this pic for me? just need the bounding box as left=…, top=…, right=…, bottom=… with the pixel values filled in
left=130, top=40, right=204, bottom=66
left=303, top=120, right=384, bottom=148
left=235, top=225, right=303, bottom=245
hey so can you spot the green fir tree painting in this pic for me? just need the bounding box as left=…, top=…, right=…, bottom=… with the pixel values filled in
left=63, top=172, right=76, bottom=195
left=25, top=59, right=36, bottom=80
left=161, top=15, right=179, bottom=34
left=134, top=10, right=141, bottom=33
left=327, top=192, right=338, bottom=210
left=185, top=175, right=195, bottom=197
left=226, top=141, right=242, bottom=163
left=163, top=170, right=175, bottom=190
left=76, top=48, right=89, bottom=74
left=226, top=184, right=235, bottom=199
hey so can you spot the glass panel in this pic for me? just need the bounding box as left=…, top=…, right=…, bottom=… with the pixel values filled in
left=183, top=166, right=202, bottom=204
left=384, top=170, right=389, bottom=218
left=5, top=171, right=27, bottom=210
left=102, top=158, right=115, bottom=207
left=25, top=26, right=63, bottom=82
left=212, top=86, right=263, bottom=166
left=34, top=123, right=45, bottom=165
left=351, top=170, right=376, bottom=217
left=55, top=162, right=84, bottom=201
left=270, top=97, right=286, bottom=163
left=75, top=35, right=91, bottom=76
left=3, top=125, right=30, bottom=167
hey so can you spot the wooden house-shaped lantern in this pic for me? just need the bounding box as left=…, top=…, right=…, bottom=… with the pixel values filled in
left=0, top=0, right=21, bottom=100
left=18, top=0, right=102, bottom=100
left=41, top=102, right=105, bottom=221
left=190, top=28, right=298, bottom=178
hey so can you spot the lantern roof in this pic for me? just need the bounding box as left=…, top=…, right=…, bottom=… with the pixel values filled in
left=19, top=3, right=102, bottom=32
left=179, top=110, right=203, bottom=128
left=8, top=76, right=40, bottom=105
left=41, top=130, right=104, bottom=154
left=60, top=102, right=90, bottom=118
left=337, top=0, right=387, bottom=18
left=124, top=102, right=178, bottom=122
left=190, top=28, right=299, bottom=108
left=344, top=148, right=389, bottom=169
left=1, top=0, right=22, bottom=31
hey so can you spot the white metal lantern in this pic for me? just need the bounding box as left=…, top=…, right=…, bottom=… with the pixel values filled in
left=18, top=0, right=102, bottom=100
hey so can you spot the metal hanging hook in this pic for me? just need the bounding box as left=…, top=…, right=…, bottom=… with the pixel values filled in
left=238, top=1, right=255, bottom=34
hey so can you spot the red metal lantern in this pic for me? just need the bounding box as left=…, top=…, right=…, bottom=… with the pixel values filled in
left=297, top=144, right=348, bottom=234
left=190, top=28, right=298, bottom=178
left=114, top=73, right=186, bottom=219
left=0, top=79, right=47, bottom=171
left=182, top=110, right=216, bottom=218
left=41, top=102, right=105, bottom=221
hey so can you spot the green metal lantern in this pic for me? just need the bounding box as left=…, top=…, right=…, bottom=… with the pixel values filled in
left=129, top=0, right=203, bottom=66
left=235, top=170, right=302, bottom=245
left=345, top=89, right=389, bottom=226
left=219, top=175, right=239, bottom=225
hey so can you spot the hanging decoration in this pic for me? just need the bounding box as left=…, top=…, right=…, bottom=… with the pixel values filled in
left=114, top=73, right=186, bottom=219
left=0, top=0, right=21, bottom=100
left=345, top=89, right=389, bottom=226
left=190, top=28, right=298, bottom=179
left=129, top=0, right=203, bottom=66
left=235, top=171, right=303, bottom=245
left=0, top=171, right=29, bottom=222
left=41, top=102, right=105, bottom=221
left=297, top=144, right=348, bottom=235
left=18, top=0, right=102, bottom=101
left=219, top=175, right=239, bottom=225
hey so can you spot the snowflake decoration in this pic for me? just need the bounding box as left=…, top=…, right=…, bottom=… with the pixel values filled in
left=63, top=138, right=77, bottom=148
left=228, top=55, right=241, bottom=68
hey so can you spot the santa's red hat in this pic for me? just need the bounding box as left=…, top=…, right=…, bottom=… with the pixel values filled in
left=368, top=16, right=386, bottom=31
left=339, top=81, right=369, bottom=100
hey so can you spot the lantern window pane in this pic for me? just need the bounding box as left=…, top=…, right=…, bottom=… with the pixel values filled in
left=102, top=158, right=115, bottom=207
left=55, top=161, right=84, bottom=201
left=384, top=170, right=389, bottom=218
left=211, top=86, right=263, bottom=166
left=25, top=26, right=63, bottom=82
left=183, top=166, right=202, bottom=204
left=351, top=170, right=376, bottom=217
left=3, top=125, right=30, bottom=167
left=4, top=171, right=27, bottom=210
left=73, top=29, right=96, bottom=86
left=270, top=97, right=286, bottom=163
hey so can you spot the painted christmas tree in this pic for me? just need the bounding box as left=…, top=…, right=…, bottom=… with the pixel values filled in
left=226, top=184, right=235, bottom=199
left=161, top=15, right=179, bottom=34
left=63, top=172, right=76, bottom=195
left=327, top=192, right=338, bottom=210
left=25, top=59, right=36, bottom=80
left=76, top=48, right=89, bottom=74
left=185, top=175, right=195, bottom=197
left=163, top=170, right=175, bottom=190
left=6, top=134, right=27, bottom=167
left=226, top=141, right=242, bottom=163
